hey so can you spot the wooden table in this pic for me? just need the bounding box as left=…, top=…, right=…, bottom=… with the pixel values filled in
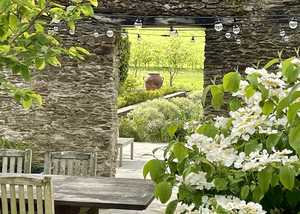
left=117, top=138, right=134, bottom=167
left=1, top=174, right=155, bottom=214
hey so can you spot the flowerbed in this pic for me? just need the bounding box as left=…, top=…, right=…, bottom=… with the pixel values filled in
left=144, top=57, right=300, bottom=213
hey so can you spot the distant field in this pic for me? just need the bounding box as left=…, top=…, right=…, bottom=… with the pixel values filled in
left=128, top=68, right=204, bottom=91
left=125, top=27, right=205, bottom=91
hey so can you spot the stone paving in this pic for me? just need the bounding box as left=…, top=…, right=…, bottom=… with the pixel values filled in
left=103, top=142, right=167, bottom=214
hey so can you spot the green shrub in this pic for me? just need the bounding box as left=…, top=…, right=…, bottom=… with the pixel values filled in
left=119, top=97, right=203, bottom=142
left=0, top=138, right=33, bottom=150
left=118, top=34, right=130, bottom=87
left=118, top=86, right=182, bottom=108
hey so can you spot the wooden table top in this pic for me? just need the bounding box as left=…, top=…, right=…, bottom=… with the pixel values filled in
left=1, top=174, right=155, bottom=210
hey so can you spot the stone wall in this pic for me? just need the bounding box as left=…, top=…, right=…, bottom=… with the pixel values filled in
left=0, top=19, right=120, bottom=177
left=2, top=0, right=300, bottom=176
left=99, top=0, right=300, bottom=85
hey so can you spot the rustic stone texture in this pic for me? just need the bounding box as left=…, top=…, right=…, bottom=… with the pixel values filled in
left=99, top=0, right=300, bottom=85
left=0, top=19, right=120, bottom=177
left=2, top=0, right=300, bottom=177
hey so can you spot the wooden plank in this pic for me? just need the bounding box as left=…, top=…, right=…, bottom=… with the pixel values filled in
left=0, top=174, right=154, bottom=211
left=0, top=149, right=26, bottom=157
left=44, top=152, right=51, bottom=174
left=2, top=157, right=8, bottom=173
left=117, top=138, right=134, bottom=146
left=9, top=184, right=17, bottom=214
left=73, top=160, right=81, bottom=176
left=24, top=149, right=32, bottom=173
left=9, top=157, right=16, bottom=173
left=27, top=185, right=35, bottom=214
left=67, top=159, right=74, bottom=175
left=89, top=152, right=97, bottom=176
left=81, top=160, right=88, bottom=176
left=1, top=184, right=8, bottom=214
left=19, top=185, right=26, bottom=214
left=36, top=186, right=44, bottom=214
left=52, top=159, right=59, bottom=175
left=60, top=159, right=66, bottom=175
left=44, top=177, right=54, bottom=214
left=51, top=152, right=92, bottom=160
left=17, top=157, right=23, bottom=173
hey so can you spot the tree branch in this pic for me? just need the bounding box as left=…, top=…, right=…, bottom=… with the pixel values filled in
left=9, top=1, right=50, bottom=44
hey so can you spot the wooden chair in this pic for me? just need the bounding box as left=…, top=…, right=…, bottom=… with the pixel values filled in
left=0, top=175, right=54, bottom=214
left=0, top=149, right=32, bottom=174
left=44, top=151, right=97, bottom=176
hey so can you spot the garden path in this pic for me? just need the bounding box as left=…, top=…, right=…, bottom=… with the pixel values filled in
left=102, top=142, right=167, bottom=214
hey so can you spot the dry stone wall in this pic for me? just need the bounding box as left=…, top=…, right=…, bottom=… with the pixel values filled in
left=2, top=0, right=300, bottom=176
left=0, top=19, right=119, bottom=177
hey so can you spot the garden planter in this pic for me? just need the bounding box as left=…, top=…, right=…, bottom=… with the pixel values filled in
left=144, top=73, right=164, bottom=90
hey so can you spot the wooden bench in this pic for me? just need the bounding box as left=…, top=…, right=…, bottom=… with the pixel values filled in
left=117, top=138, right=134, bottom=167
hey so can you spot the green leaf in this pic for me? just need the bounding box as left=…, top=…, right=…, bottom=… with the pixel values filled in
left=252, top=186, right=264, bottom=202
left=89, top=0, right=98, bottom=7
left=9, top=15, right=18, bottom=31
left=229, top=98, right=241, bottom=112
left=262, top=100, right=274, bottom=115
left=287, top=102, right=300, bottom=125
left=223, top=71, right=241, bottom=92
left=266, top=132, right=282, bottom=152
left=35, top=58, right=46, bottom=70
left=245, top=85, right=256, bottom=98
left=247, top=73, right=259, bottom=87
left=167, top=124, right=178, bottom=138
left=264, top=58, right=280, bottom=69
left=0, top=0, right=10, bottom=12
left=22, top=97, right=32, bottom=110
left=75, top=47, right=90, bottom=55
left=80, top=4, right=94, bottom=16
left=244, top=140, right=262, bottom=155
left=214, top=178, right=228, bottom=191
left=0, top=45, right=10, bottom=53
left=47, top=56, right=61, bottom=67
left=171, top=143, right=188, bottom=162
left=282, top=59, right=300, bottom=83
left=258, top=167, right=273, bottom=193
left=154, top=181, right=172, bottom=204
left=279, top=166, right=295, bottom=190
left=210, top=85, right=224, bottom=109
left=240, top=185, right=250, bottom=200
left=197, top=123, right=218, bottom=138
left=34, top=23, right=44, bottom=33
left=289, top=125, right=300, bottom=156
left=143, top=159, right=164, bottom=181
left=166, top=200, right=178, bottom=214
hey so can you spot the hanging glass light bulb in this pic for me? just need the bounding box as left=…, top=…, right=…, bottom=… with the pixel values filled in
left=283, top=35, right=289, bottom=42
left=280, top=29, right=286, bottom=37
left=93, top=32, right=100, bottom=38
left=69, top=29, right=75, bottom=35
left=236, top=38, right=241, bottom=45
left=134, top=18, right=143, bottom=29
left=53, top=26, right=59, bottom=32
left=106, top=30, right=114, bottom=38
left=214, top=19, right=223, bottom=32
left=233, top=24, right=240, bottom=35
left=289, top=17, right=298, bottom=29
left=191, top=36, right=196, bottom=43
left=225, top=32, right=231, bottom=39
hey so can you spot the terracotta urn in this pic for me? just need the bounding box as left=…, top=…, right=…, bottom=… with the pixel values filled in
left=144, top=73, right=164, bottom=90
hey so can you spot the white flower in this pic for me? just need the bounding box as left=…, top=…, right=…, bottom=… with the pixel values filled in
left=214, top=116, right=229, bottom=129
left=184, top=171, right=214, bottom=190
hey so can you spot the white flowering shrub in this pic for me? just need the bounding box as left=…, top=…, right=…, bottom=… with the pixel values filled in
left=144, top=57, right=300, bottom=213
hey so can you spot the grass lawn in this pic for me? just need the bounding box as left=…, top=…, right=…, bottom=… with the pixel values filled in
left=128, top=68, right=204, bottom=91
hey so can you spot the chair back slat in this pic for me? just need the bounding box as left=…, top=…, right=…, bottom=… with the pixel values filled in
left=0, top=149, right=32, bottom=174
left=0, top=176, right=54, bottom=214
left=44, top=151, right=97, bottom=176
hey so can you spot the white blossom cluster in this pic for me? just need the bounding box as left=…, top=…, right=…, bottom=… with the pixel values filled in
left=187, top=133, right=299, bottom=171
left=177, top=195, right=266, bottom=214
left=184, top=171, right=214, bottom=190
left=214, top=195, right=266, bottom=214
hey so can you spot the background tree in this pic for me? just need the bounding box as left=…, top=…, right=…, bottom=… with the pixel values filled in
left=0, top=0, right=97, bottom=109
left=164, top=37, right=189, bottom=87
